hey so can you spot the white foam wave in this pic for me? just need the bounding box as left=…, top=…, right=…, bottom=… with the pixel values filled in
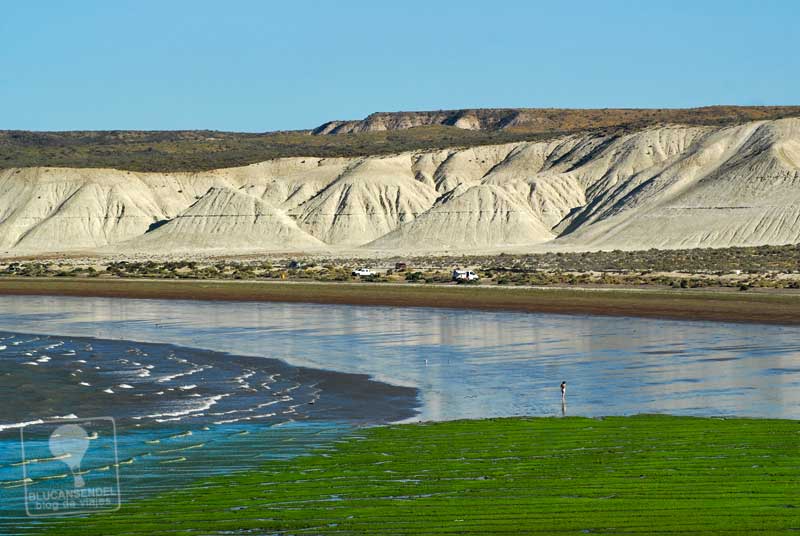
left=133, top=394, right=229, bottom=422
left=235, top=370, right=256, bottom=386
left=213, top=412, right=276, bottom=425
left=159, top=456, right=186, bottom=464
left=272, top=419, right=294, bottom=427
left=50, top=414, right=78, bottom=420
left=0, top=414, right=77, bottom=432
left=209, top=399, right=281, bottom=417
left=157, top=442, right=205, bottom=454
left=0, top=419, right=44, bottom=432
left=1, top=477, right=33, bottom=488
left=156, top=366, right=208, bottom=384
left=12, top=453, right=71, bottom=466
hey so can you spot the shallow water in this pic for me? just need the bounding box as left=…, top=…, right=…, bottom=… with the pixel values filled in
left=0, top=419, right=345, bottom=533
left=0, top=295, right=799, bottom=421
left=0, top=297, right=426, bottom=532
left=0, top=330, right=415, bottom=432
left=0, top=330, right=411, bottom=525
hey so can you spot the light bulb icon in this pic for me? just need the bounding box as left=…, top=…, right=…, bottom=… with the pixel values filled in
left=49, top=424, right=90, bottom=489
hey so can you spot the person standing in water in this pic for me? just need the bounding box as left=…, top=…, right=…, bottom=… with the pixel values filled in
left=560, top=381, right=567, bottom=402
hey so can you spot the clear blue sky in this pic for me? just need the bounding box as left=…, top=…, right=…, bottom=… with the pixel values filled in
left=2, top=0, right=797, bottom=132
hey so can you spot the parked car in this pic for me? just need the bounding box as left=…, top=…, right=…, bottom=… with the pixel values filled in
left=394, top=262, right=408, bottom=272
left=352, top=268, right=375, bottom=277
left=452, top=269, right=479, bottom=282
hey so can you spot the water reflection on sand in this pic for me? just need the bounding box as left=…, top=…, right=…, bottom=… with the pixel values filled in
left=1, top=295, right=799, bottom=420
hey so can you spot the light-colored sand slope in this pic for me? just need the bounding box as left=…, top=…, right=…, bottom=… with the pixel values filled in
left=0, top=167, right=199, bottom=251
left=368, top=184, right=556, bottom=249
left=555, top=120, right=800, bottom=249
left=293, top=155, right=438, bottom=246
left=120, top=186, right=326, bottom=252
left=0, top=118, right=799, bottom=255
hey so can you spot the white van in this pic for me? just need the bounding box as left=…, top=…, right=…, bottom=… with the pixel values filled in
left=452, top=269, right=479, bottom=282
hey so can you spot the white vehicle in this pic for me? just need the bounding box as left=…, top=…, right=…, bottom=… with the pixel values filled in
left=352, top=268, right=375, bottom=277
left=452, top=269, right=479, bottom=282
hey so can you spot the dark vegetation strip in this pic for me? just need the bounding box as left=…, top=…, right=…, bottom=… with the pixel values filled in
left=0, top=126, right=573, bottom=172
left=3, top=106, right=799, bottom=172
left=475, top=243, right=800, bottom=274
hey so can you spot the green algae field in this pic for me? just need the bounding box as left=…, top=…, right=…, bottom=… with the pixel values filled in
left=35, top=415, right=800, bottom=535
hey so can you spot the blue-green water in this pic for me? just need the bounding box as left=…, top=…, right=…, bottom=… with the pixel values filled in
left=1, top=420, right=346, bottom=534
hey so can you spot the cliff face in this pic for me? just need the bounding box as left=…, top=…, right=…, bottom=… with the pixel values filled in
left=312, top=106, right=800, bottom=136
left=1, top=118, right=800, bottom=256
left=312, top=109, right=520, bottom=134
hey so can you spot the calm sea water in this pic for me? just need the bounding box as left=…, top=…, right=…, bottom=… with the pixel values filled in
left=0, top=295, right=798, bottom=420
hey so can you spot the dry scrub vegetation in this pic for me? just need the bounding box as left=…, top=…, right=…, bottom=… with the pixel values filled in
left=3, top=244, right=800, bottom=291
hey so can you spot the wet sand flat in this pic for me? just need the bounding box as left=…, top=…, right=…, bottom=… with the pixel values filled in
left=0, top=277, right=799, bottom=326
